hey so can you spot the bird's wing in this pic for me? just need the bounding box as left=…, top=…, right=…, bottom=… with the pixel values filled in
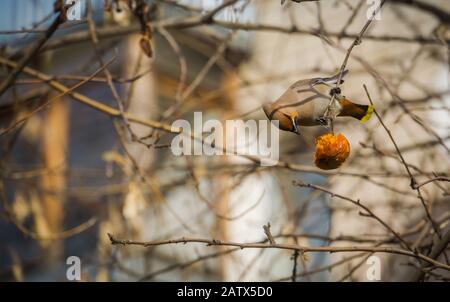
left=289, top=78, right=312, bottom=90
left=275, top=88, right=322, bottom=118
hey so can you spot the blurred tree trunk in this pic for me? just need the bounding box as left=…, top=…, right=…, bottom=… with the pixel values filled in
left=39, top=53, right=68, bottom=259
left=41, top=97, right=68, bottom=234
left=214, top=72, right=239, bottom=280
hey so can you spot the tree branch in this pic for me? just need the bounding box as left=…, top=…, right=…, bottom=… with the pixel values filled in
left=0, top=12, right=62, bottom=99
left=107, top=233, right=450, bottom=271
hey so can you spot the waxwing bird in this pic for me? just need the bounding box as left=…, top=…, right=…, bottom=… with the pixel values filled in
left=263, top=71, right=373, bottom=134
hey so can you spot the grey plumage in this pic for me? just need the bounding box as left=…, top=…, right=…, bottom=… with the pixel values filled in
left=263, top=71, right=347, bottom=131
left=263, top=70, right=372, bottom=134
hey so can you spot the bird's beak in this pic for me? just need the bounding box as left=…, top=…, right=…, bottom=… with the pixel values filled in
left=290, top=115, right=301, bottom=135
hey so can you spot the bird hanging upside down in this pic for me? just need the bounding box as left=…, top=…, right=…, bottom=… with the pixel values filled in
left=262, top=71, right=373, bottom=134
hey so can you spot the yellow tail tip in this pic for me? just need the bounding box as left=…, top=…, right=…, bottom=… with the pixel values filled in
left=360, top=105, right=374, bottom=123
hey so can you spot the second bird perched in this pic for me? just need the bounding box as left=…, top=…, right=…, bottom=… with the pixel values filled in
left=263, top=71, right=373, bottom=134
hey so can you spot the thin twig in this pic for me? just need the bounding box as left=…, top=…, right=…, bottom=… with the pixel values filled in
left=363, top=84, right=441, bottom=238
left=107, top=233, right=450, bottom=271
left=293, top=180, right=414, bottom=251
left=0, top=12, right=63, bottom=98
left=263, top=222, right=276, bottom=244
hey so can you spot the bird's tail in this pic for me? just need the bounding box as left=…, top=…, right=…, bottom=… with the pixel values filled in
left=338, top=98, right=373, bottom=122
